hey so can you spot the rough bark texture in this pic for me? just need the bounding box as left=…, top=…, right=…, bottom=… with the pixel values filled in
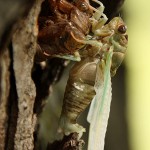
left=0, top=49, right=10, bottom=149
left=0, top=0, right=43, bottom=149
left=12, top=0, right=42, bottom=148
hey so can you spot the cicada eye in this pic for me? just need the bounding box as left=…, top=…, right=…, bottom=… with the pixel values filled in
left=118, top=25, right=127, bottom=34
left=80, top=2, right=88, bottom=11
left=74, top=0, right=89, bottom=11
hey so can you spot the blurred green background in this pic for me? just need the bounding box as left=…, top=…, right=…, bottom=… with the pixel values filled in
left=124, top=0, right=150, bottom=150
left=39, top=0, right=150, bottom=150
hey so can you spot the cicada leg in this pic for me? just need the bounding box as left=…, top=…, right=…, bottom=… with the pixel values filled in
left=90, top=0, right=108, bottom=33
left=52, top=51, right=81, bottom=61
left=110, top=51, right=125, bottom=76
left=35, top=44, right=81, bottom=62
left=92, top=0, right=107, bottom=20
left=70, top=31, right=103, bottom=49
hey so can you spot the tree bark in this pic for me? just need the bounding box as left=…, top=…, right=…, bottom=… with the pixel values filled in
left=0, top=49, right=10, bottom=149
left=12, top=1, right=40, bottom=148
left=0, top=0, right=43, bottom=149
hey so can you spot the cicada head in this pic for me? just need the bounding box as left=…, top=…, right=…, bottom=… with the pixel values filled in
left=108, top=17, right=128, bottom=76
left=73, top=0, right=93, bottom=15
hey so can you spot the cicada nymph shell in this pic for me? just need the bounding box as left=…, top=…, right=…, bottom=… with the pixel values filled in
left=35, top=0, right=96, bottom=62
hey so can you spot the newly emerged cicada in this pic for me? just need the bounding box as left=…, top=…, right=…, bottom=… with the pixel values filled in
left=58, top=3, right=128, bottom=150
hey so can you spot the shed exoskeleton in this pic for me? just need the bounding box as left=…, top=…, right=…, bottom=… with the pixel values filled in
left=35, top=0, right=107, bottom=62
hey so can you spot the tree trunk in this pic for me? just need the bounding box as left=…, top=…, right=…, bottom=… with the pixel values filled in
left=0, top=0, right=43, bottom=149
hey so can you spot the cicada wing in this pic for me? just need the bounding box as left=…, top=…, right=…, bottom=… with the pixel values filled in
left=87, top=51, right=112, bottom=150
left=87, top=61, right=104, bottom=124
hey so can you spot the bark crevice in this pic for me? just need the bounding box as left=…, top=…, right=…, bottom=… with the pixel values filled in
left=5, top=44, right=18, bottom=150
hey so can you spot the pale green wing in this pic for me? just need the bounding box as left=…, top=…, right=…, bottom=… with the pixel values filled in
left=87, top=50, right=113, bottom=150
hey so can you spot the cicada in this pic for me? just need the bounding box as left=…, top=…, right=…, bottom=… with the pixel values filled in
left=36, top=0, right=128, bottom=149
left=58, top=15, right=128, bottom=150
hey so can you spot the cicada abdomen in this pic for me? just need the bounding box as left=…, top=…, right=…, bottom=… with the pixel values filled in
left=58, top=57, right=99, bottom=137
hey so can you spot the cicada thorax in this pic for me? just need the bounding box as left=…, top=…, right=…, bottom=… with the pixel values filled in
left=49, top=0, right=93, bottom=19
left=37, top=19, right=86, bottom=55
left=48, top=0, right=73, bottom=15
left=95, top=17, right=128, bottom=76
left=59, top=57, right=99, bottom=135
left=110, top=18, right=128, bottom=76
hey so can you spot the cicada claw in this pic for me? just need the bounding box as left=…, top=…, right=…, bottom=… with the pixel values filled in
left=58, top=114, right=86, bottom=139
